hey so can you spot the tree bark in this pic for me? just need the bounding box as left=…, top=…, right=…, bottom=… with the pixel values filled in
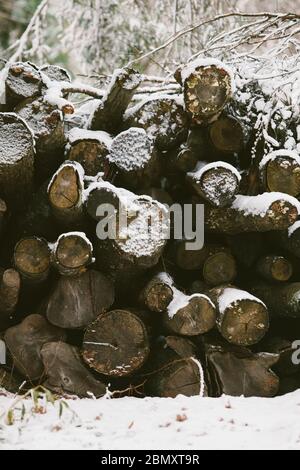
left=41, top=341, right=106, bottom=398
left=45, top=269, right=114, bottom=329
left=4, top=314, right=65, bottom=381
left=90, top=68, right=142, bottom=133
left=208, top=285, right=269, bottom=346
left=82, top=309, right=150, bottom=377
left=0, top=113, right=35, bottom=208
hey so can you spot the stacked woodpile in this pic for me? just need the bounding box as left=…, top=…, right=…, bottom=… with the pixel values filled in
left=0, top=58, right=300, bottom=399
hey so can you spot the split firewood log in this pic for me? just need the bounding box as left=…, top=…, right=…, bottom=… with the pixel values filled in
left=45, top=269, right=114, bottom=329
left=249, top=282, right=300, bottom=319
left=255, top=255, right=293, bottom=282
left=0, top=113, right=35, bottom=208
left=15, top=96, right=65, bottom=180
left=124, top=94, right=189, bottom=150
left=41, top=341, right=106, bottom=398
left=186, top=161, right=241, bottom=207
left=50, top=232, right=94, bottom=276
left=82, top=309, right=150, bottom=377
left=174, top=241, right=237, bottom=286
left=4, top=314, right=65, bottom=381
left=259, top=150, right=300, bottom=196
left=208, top=285, right=269, bottom=346
left=144, top=335, right=207, bottom=398
left=47, top=161, right=85, bottom=229
left=14, top=236, right=51, bottom=283
left=5, top=61, right=42, bottom=109
left=0, top=268, right=20, bottom=330
left=90, top=68, right=142, bottom=133
left=203, top=337, right=279, bottom=397
left=175, top=58, right=234, bottom=124
left=66, top=128, right=112, bottom=177
left=108, top=127, right=160, bottom=189
left=205, top=193, right=299, bottom=234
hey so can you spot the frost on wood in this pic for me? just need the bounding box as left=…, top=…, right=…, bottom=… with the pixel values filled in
left=109, top=128, right=153, bottom=172
left=125, top=94, right=189, bottom=150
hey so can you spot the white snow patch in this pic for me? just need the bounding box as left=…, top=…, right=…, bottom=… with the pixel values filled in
left=109, top=128, right=153, bottom=171
left=288, top=220, right=300, bottom=237
left=68, top=128, right=112, bottom=148
left=188, top=161, right=241, bottom=182
left=231, top=193, right=300, bottom=217
left=218, top=287, right=266, bottom=314
left=259, top=149, right=300, bottom=169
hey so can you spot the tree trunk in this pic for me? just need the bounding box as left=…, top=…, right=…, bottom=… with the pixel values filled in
left=82, top=309, right=150, bottom=377
left=90, top=68, right=142, bottom=133
left=0, top=113, right=35, bottom=208
left=208, top=285, right=269, bottom=346
left=205, top=193, right=299, bottom=234
left=45, top=269, right=114, bottom=329
left=4, top=314, right=65, bottom=381
left=41, top=341, right=106, bottom=398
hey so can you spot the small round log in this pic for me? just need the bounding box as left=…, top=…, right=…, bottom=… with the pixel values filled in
left=5, top=61, right=42, bottom=109
left=124, top=94, right=189, bottom=150
left=48, top=161, right=84, bottom=228
left=66, top=128, right=112, bottom=177
left=14, top=236, right=51, bottom=283
left=187, top=161, right=240, bottom=207
left=4, top=314, right=65, bottom=380
left=209, top=114, right=244, bottom=154
left=46, top=269, right=114, bottom=329
left=140, top=273, right=174, bottom=313
left=259, top=150, right=300, bottom=196
left=208, top=285, right=269, bottom=346
left=82, top=309, right=150, bottom=377
left=41, top=341, right=106, bottom=398
left=0, top=268, right=20, bottom=317
left=256, top=255, right=293, bottom=282
left=0, top=113, right=35, bottom=208
left=51, top=232, right=93, bottom=276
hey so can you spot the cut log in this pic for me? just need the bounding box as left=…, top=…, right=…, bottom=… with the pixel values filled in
left=14, top=236, right=51, bottom=283
left=205, top=193, right=299, bottom=234
left=15, top=96, right=65, bottom=180
left=0, top=113, right=35, bottom=208
left=51, top=232, right=93, bottom=276
left=256, top=255, right=293, bottom=282
left=41, top=341, right=106, bottom=398
left=259, top=150, right=300, bottom=196
left=46, top=269, right=114, bottom=329
left=140, top=273, right=174, bottom=313
left=47, top=161, right=85, bottom=229
left=187, top=161, right=240, bottom=207
left=0, top=268, right=20, bottom=329
left=40, top=64, right=71, bottom=84
left=108, top=128, right=160, bottom=189
left=90, top=68, right=142, bottom=132
left=84, top=180, right=122, bottom=221
left=66, top=128, right=112, bottom=177
left=249, top=282, right=300, bottom=318
left=208, top=114, right=244, bottom=154
left=173, top=144, right=199, bottom=172
left=203, top=337, right=279, bottom=397
left=82, top=309, right=150, bottom=377
left=174, top=241, right=237, bottom=286
left=136, top=187, right=173, bottom=207
left=5, top=61, right=42, bottom=109
left=124, top=94, right=189, bottom=150
left=4, top=314, right=65, bottom=381
left=208, top=285, right=269, bottom=346
left=176, top=59, right=234, bottom=124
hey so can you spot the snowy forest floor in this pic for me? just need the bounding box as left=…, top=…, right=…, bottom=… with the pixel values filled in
left=0, top=390, right=300, bottom=449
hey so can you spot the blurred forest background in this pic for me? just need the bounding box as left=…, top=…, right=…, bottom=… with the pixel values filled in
left=0, top=0, right=297, bottom=77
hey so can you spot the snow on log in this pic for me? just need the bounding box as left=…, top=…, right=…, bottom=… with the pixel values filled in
left=208, top=286, right=269, bottom=346
left=259, top=150, right=300, bottom=196
left=5, top=62, right=42, bottom=109
left=0, top=113, right=35, bottom=207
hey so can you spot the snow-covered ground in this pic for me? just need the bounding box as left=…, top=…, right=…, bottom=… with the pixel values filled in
left=0, top=391, right=300, bottom=450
